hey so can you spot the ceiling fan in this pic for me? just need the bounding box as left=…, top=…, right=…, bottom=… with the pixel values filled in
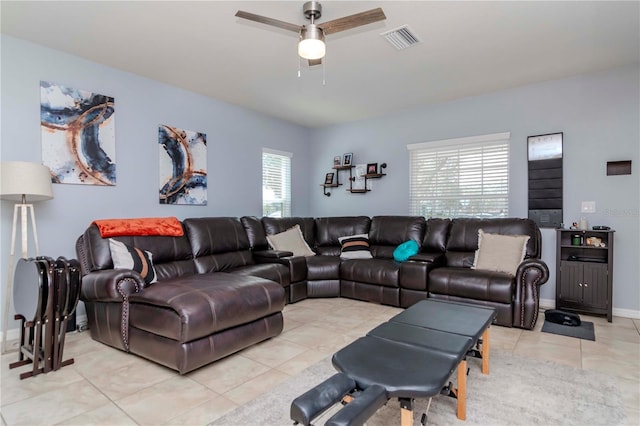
left=235, top=1, right=386, bottom=66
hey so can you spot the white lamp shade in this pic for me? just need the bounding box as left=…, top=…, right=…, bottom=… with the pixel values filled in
left=0, top=161, right=54, bottom=202
left=298, top=24, right=326, bottom=60
left=298, top=38, right=326, bottom=60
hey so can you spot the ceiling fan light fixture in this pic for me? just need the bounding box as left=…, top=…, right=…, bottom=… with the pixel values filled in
left=298, top=24, right=325, bottom=60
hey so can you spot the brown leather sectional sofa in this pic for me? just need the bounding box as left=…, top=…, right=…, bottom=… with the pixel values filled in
left=76, top=215, right=548, bottom=374
left=244, top=215, right=548, bottom=328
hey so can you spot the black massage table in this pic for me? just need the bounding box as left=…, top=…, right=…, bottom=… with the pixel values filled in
left=291, top=300, right=497, bottom=426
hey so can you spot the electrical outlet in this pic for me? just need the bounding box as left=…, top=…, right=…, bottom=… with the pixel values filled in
left=581, top=201, right=596, bottom=213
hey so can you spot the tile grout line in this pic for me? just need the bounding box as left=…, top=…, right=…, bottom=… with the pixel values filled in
left=67, top=365, right=142, bottom=425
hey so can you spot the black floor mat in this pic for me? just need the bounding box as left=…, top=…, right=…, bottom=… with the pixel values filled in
left=541, top=320, right=595, bottom=341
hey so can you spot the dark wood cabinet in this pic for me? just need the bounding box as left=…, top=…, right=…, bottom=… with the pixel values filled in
left=556, top=229, right=614, bottom=322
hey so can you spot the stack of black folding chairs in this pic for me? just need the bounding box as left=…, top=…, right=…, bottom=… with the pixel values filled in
left=9, top=256, right=81, bottom=379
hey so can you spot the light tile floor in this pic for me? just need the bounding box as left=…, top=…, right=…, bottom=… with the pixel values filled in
left=1, top=298, right=638, bottom=425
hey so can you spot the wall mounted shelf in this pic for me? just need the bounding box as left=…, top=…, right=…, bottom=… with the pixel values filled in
left=321, top=159, right=387, bottom=196
left=321, top=183, right=341, bottom=196
left=321, top=165, right=352, bottom=196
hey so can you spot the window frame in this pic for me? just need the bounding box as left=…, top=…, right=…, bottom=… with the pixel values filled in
left=407, top=132, right=511, bottom=219
left=262, top=148, right=292, bottom=218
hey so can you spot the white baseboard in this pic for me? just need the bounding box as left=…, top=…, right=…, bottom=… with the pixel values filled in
left=540, top=298, right=555, bottom=309
left=612, top=307, right=640, bottom=320
left=539, top=298, right=640, bottom=320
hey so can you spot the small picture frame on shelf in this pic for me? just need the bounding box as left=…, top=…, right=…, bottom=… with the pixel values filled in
left=333, top=156, right=341, bottom=167
left=324, top=172, right=335, bottom=185
left=367, top=163, right=378, bottom=175
left=342, top=153, right=353, bottom=166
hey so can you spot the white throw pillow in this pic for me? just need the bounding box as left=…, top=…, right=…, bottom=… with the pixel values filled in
left=109, top=238, right=158, bottom=285
left=472, top=229, right=530, bottom=276
left=338, top=234, right=373, bottom=259
left=266, top=225, right=316, bottom=257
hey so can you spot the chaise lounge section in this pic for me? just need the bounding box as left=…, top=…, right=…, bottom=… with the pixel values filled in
left=76, top=217, right=287, bottom=374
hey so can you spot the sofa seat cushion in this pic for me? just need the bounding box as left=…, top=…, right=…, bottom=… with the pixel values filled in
left=230, top=263, right=291, bottom=287
left=306, top=256, right=341, bottom=280
left=428, top=267, right=514, bottom=304
left=128, top=273, right=285, bottom=343
left=340, top=259, right=400, bottom=288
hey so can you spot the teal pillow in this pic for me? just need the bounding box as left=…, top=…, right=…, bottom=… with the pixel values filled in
left=393, top=240, right=420, bottom=262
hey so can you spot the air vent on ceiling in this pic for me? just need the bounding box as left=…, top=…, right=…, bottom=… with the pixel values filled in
left=380, top=25, right=421, bottom=50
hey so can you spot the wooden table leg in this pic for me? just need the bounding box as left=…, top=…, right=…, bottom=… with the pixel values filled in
left=400, top=405, right=413, bottom=426
left=481, top=328, right=490, bottom=375
left=457, top=359, right=467, bottom=420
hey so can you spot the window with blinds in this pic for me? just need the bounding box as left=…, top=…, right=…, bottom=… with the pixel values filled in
left=408, top=132, right=510, bottom=219
left=262, top=149, right=292, bottom=217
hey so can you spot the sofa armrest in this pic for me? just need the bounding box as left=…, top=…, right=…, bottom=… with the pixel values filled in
left=408, top=252, right=445, bottom=264
left=399, top=261, right=429, bottom=291
left=400, top=252, right=446, bottom=291
left=80, top=269, right=145, bottom=303
left=253, top=250, right=307, bottom=282
left=513, top=258, right=550, bottom=329
left=253, top=249, right=294, bottom=259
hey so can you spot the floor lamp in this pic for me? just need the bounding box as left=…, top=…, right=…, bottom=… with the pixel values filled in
left=1, top=161, right=53, bottom=354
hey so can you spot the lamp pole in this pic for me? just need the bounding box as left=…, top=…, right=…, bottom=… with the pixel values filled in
left=2, top=202, right=41, bottom=353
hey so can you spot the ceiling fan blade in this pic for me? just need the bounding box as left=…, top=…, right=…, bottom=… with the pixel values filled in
left=235, top=10, right=302, bottom=33
left=318, top=8, right=386, bottom=35
left=308, top=58, right=322, bottom=67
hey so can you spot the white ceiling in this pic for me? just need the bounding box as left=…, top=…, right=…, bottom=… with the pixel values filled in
left=2, top=1, right=638, bottom=128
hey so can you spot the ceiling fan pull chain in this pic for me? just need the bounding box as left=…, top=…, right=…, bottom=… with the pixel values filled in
left=322, top=58, right=326, bottom=86
left=298, top=56, right=302, bottom=78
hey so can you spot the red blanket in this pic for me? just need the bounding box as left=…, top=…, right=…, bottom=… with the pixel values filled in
left=92, top=217, right=184, bottom=237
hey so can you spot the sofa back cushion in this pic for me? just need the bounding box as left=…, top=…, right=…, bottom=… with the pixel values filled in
left=423, top=218, right=451, bottom=252
left=445, top=218, right=541, bottom=267
left=78, top=223, right=196, bottom=280
left=369, top=216, right=426, bottom=259
left=262, top=217, right=316, bottom=250
left=315, top=216, right=371, bottom=256
left=240, top=216, right=269, bottom=250
left=183, top=217, right=254, bottom=273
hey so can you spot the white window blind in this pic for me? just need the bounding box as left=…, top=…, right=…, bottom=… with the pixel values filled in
left=408, top=132, right=510, bottom=218
left=262, top=149, right=292, bottom=217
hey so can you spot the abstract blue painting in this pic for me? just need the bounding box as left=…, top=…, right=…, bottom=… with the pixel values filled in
left=158, top=125, right=207, bottom=205
left=40, top=81, right=116, bottom=185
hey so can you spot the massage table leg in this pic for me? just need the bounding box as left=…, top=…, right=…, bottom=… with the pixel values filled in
left=457, top=359, right=467, bottom=420
left=400, top=398, right=413, bottom=426
left=481, top=328, right=490, bottom=375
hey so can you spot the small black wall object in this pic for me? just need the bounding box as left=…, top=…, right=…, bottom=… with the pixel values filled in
left=545, top=309, right=581, bottom=327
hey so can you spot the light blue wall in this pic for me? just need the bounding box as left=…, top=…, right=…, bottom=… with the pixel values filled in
left=2, top=34, right=638, bottom=323
left=0, top=36, right=311, bottom=327
left=309, top=65, right=640, bottom=314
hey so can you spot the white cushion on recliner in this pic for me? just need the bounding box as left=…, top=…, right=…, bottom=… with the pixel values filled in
left=472, top=229, right=529, bottom=276
left=266, top=225, right=316, bottom=257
